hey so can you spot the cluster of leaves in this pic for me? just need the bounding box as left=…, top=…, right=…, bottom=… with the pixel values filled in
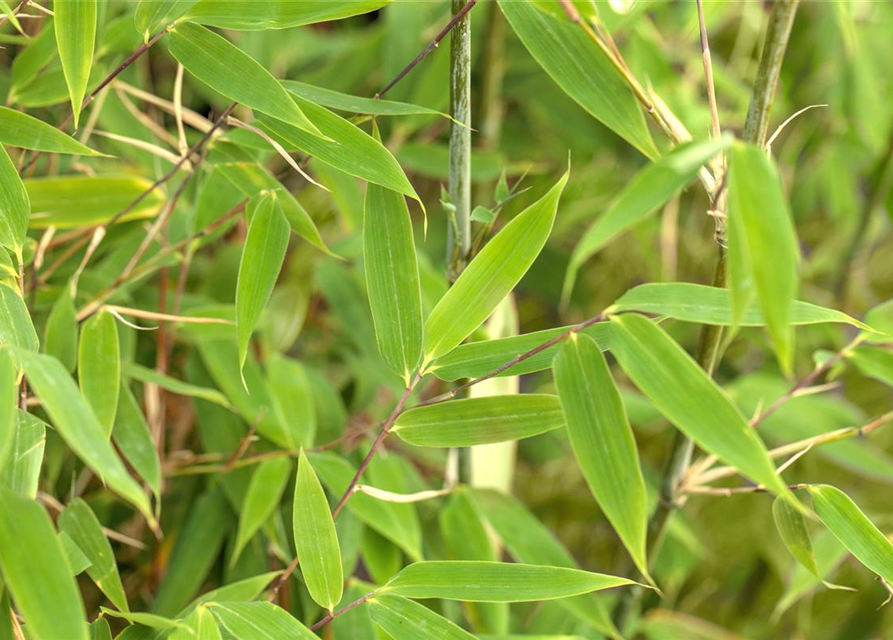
left=0, top=1, right=892, bottom=640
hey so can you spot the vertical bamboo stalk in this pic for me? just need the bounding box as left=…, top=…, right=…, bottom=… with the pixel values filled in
left=447, top=0, right=472, bottom=280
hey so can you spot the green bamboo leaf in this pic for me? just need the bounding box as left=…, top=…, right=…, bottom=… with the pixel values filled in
left=0, top=285, right=38, bottom=352
left=392, top=395, right=565, bottom=448
left=382, top=561, right=636, bottom=602
left=134, top=0, right=198, bottom=42
left=0, top=410, right=45, bottom=498
left=772, top=496, right=819, bottom=579
left=773, top=530, right=851, bottom=620
left=266, top=355, right=316, bottom=448
left=168, top=22, right=322, bottom=138
left=294, top=450, right=343, bottom=611
left=58, top=498, right=129, bottom=613
left=114, top=385, right=162, bottom=501
left=256, top=98, right=420, bottom=203
left=209, top=602, right=317, bottom=640
left=809, top=484, right=893, bottom=584
left=846, top=345, right=893, bottom=387
left=498, top=0, right=655, bottom=158
left=232, top=457, right=291, bottom=566
left=58, top=530, right=91, bottom=576
left=564, top=138, right=731, bottom=302
left=78, top=310, right=119, bottom=435
left=54, top=0, right=97, bottom=128
left=283, top=80, right=450, bottom=120
left=614, top=283, right=869, bottom=330
left=0, top=106, right=105, bottom=156
left=8, top=18, right=56, bottom=101
left=308, top=452, right=422, bottom=560
left=0, top=0, right=23, bottom=35
left=89, top=617, right=112, bottom=640
left=727, top=142, right=800, bottom=371
left=123, top=361, right=231, bottom=409
left=15, top=350, right=154, bottom=524
left=0, top=351, right=16, bottom=470
left=27, top=175, right=164, bottom=228
left=0, top=488, right=88, bottom=640
left=44, top=286, right=78, bottom=373
left=423, top=171, right=569, bottom=365
left=183, top=571, right=282, bottom=613
left=0, top=145, right=30, bottom=258
left=236, top=191, right=289, bottom=372
left=554, top=333, right=650, bottom=581
left=609, top=314, right=796, bottom=504
left=185, top=0, right=391, bottom=29
left=369, top=594, right=476, bottom=640
left=363, top=183, right=423, bottom=383
left=171, top=606, right=221, bottom=640
left=101, top=609, right=187, bottom=630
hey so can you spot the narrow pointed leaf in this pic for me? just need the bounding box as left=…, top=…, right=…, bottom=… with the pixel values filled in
left=382, top=561, right=636, bottom=602
left=554, top=333, right=650, bottom=580
left=728, top=142, right=800, bottom=371
left=134, top=0, right=199, bottom=42
left=294, top=450, right=343, bottom=611
left=44, top=286, right=78, bottom=373
left=498, top=0, right=655, bottom=158
left=58, top=499, right=129, bottom=613
left=184, top=0, right=391, bottom=30
left=564, top=138, right=731, bottom=301
left=114, top=385, right=162, bottom=501
left=256, top=98, right=419, bottom=202
left=0, top=145, right=29, bottom=257
left=0, top=351, right=16, bottom=470
left=266, top=355, right=316, bottom=448
left=364, top=183, right=423, bottom=382
left=123, top=361, right=231, bottom=409
left=369, top=594, right=476, bottom=640
left=809, top=484, right=893, bottom=584
left=54, top=0, right=96, bottom=128
left=101, top=610, right=186, bottom=630
left=78, top=310, right=120, bottom=435
left=0, top=488, right=88, bottom=640
left=15, top=350, right=154, bottom=523
left=392, top=395, right=565, bottom=448
left=232, top=457, right=291, bottom=566
left=168, top=22, right=322, bottom=137
left=609, top=314, right=795, bottom=503
left=424, top=171, right=568, bottom=364
left=0, top=107, right=105, bottom=156
left=283, top=81, right=450, bottom=120
left=772, top=496, right=819, bottom=578
left=0, top=285, right=39, bottom=351
left=210, top=602, right=317, bottom=640
left=236, top=191, right=289, bottom=371
left=615, top=283, right=869, bottom=329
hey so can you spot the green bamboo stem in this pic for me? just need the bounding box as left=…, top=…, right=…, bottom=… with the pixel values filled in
left=447, top=0, right=473, bottom=281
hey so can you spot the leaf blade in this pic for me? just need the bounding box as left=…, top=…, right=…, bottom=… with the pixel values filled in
left=54, top=0, right=97, bottom=128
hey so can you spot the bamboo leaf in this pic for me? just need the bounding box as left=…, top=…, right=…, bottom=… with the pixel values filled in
left=363, top=183, right=423, bottom=383
left=392, top=395, right=565, bottom=448
left=0, top=410, right=46, bottom=499
left=498, top=0, right=656, bottom=158
left=0, top=285, right=39, bottom=352
left=608, top=314, right=796, bottom=504
left=58, top=498, right=130, bottom=613
left=232, top=457, right=291, bottom=566
left=236, top=191, right=289, bottom=372
left=209, top=602, right=317, bottom=640
left=283, top=81, right=451, bottom=120
left=369, top=594, right=476, bottom=640
left=423, top=171, right=569, bottom=365
left=44, top=286, right=78, bottom=373
left=54, top=0, right=97, bottom=128
left=772, top=496, right=819, bottom=578
left=256, top=98, right=420, bottom=203
left=114, top=385, right=162, bottom=501
left=101, top=609, right=187, bottom=630
left=171, top=606, right=221, bottom=640
left=0, top=144, right=30, bottom=258
left=27, top=175, right=164, bottom=228
left=123, top=361, right=231, bottom=409
left=727, top=142, right=800, bottom=371
left=58, top=530, right=91, bottom=576
left=266, top=355, right=316, bottom=448
left=0, top=351, right=16, bottom=470
left=554, top=333, right=650, bottom=581
left=382, top=561, right=636, bottom=602
left=78, top=310, right=120, bottom=435
left=0, top=488, right=88, bottom=640
left=15, top=349, right=154, bottom=524
left=846, top=345, right=893, bottom=387
left=564, top=138, right=731, bottom=301
left=294, top=450, right=343, bottom=611
left=0, top=107, right=105, bottom=156
left=809, top=484, right=893, bottom=584
left=134, top=0, right=199, bottom=42
left=184, top=0, right=391, bottom=30
left=168, top=22, right=322, bottom=138
left=614, top=283, right=869, bottom=330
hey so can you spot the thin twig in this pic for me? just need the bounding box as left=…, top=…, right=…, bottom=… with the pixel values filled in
left=310, top=591, right=377, bottom=631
